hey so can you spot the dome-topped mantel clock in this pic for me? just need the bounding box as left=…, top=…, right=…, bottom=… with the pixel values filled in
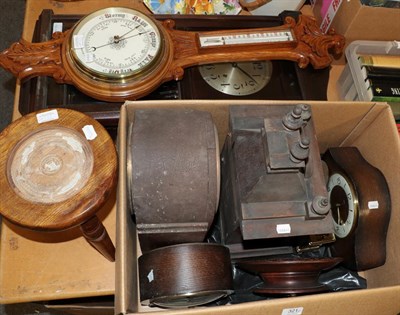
left=323, top=147, right=391, bottom=271
left=0, top=7, right=344, bottom=102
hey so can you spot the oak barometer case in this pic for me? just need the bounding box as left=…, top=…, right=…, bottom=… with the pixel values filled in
left=0, top=7, right=345, bottom=102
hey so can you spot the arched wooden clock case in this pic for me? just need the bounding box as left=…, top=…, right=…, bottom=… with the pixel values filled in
left=323, top=147, right=391, bottom=271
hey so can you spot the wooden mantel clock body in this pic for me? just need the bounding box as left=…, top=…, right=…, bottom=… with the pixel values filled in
left=323, top=147, right=391, bottom=271
left=0, top=7, right=344, bottom=102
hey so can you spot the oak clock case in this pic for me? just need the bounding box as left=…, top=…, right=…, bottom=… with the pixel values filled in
left=323, top=147, right=391, bottom=271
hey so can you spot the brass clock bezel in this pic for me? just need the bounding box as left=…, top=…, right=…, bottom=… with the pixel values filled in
left=66, top=7, right=166, bottom=83
left=327, top=172, right=359, bottom=239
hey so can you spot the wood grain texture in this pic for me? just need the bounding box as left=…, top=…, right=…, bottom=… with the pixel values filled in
left=0, top=31, right=72, bottom=83
left=138, top=243, right=233, bottom=307
left=323, top=147, right=391, bottom=271
left=0, top=108, right=117, bottom=230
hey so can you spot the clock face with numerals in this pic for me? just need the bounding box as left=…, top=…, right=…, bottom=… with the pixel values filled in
left=198, top=61, right=272, bottom=96
left=327, top=173, right=358, bottom=238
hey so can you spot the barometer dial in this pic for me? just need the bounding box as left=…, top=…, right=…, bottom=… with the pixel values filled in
left=69, top=7, right=163, bottom=81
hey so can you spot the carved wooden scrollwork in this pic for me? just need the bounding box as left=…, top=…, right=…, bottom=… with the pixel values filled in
left=0, top=32, right=72, bottom=83
left=291, top=15, right=345, bottom=69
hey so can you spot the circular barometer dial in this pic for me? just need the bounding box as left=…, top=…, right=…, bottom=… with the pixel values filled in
left=69, top=7, right=163, bottom=81
left=198, top=61, right=272, bottom=96
left=327, top=173, right=358, bottom=238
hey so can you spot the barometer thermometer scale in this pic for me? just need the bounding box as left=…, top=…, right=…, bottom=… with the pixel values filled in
left=198, top=30, right=294, bottom=47
left=0, top=7, right=345, bottom=101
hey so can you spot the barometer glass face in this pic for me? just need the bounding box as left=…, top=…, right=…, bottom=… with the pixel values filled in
left=198, top=61, right=273, bottom=96
left=7, top=126, right=94, bottom=204
left=70, top=7, right=163, bottom=80
left=327, top=173, right=357, bottom=238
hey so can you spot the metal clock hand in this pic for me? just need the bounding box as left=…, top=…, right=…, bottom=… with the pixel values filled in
left=336, top=205, right=342, bottom=225
left=122, top=31, right=149, bottom=41
left=89, top=31, right=148, bottom=51
left=118, top=25, right=141, bottom=40
left=233, top=63, right=258, bottom=85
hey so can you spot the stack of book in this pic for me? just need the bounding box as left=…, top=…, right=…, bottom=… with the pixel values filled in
left=358, top=53, right=400, bottom=133
left=358, top=54, right=400, bottom=102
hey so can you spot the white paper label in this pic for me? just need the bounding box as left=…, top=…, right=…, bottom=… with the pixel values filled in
left=36, top=109, right=59, bottom=124
left=147, top=269, right=154, bottom=283
left=276, top=224, right=291, bottom=234
left=73, top=34, right=85, bottom=49
left=82, top=125, right=97, bottom=140
left=368, top=201, right=379, bottom=209
left=52, top=22, right=63, bottom=33
left=282, top=307, right=304, bottom=315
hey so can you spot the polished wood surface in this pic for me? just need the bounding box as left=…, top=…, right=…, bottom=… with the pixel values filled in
left=238, top=257, right=343, bottom=295
left=0, top=10, right=344, bottom=101
left=138, top=243, right=233, bottom=308
left=323, top=147, right=391, bottom=271
left=0, top=108, right=117, bottom=261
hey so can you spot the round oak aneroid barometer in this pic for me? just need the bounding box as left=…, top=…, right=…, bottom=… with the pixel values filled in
left=0, top=109, right=117, bottom=261
left=0, top=7, right=345, bottom=101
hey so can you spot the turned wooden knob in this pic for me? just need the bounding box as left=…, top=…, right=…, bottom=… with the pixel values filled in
left=0, top=108, right=117, bottom=261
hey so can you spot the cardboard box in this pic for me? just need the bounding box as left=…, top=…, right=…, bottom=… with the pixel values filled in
left=312, top=0, right=400, bottom=52
left=115, top=99, right=400, bottom=315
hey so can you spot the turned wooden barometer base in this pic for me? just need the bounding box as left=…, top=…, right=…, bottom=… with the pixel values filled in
left=0, top=108, right=117, bottom=261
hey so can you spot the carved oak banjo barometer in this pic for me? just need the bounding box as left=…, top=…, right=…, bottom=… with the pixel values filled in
left=323, top=147, right=391, bottom=271
left=0, top=7, right=344, bottom=102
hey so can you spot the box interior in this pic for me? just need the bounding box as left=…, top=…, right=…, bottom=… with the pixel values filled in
left=116, top=100, right=400, bottom=315
left=313, top=0, right=400, bottom=59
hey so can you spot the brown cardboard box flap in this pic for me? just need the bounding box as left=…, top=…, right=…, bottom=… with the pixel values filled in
left=116, top=100, right=400, bottom=315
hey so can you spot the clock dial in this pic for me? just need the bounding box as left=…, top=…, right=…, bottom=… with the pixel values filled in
left=69, top=7, right=163, bottom=81
left=198, top=61, right=272, bottom=96
left=327, top=173, right=358, bottom=238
